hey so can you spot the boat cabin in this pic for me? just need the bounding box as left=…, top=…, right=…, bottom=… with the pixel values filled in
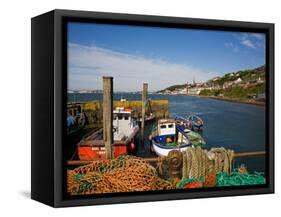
left=157, top=119, right=176, bottom=136
left=155, top=119, right=177, bottom=145
left=113, top=107, right=136, bottom=140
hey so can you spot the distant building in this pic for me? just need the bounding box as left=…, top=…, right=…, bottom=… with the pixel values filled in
left=223, top=81, right=233, bottom=89
left=245, top=77, right=265, bottom=87
left=188, top=87, right=202, bottom=95
left=234, top=77, right=242, bottom=84
left=257, top=77, right=265, bottom=84
left=212, top=76, right=220, bottom=81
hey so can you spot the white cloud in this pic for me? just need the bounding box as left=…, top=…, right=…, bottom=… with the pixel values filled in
left=241, top=39, right=256, bottom=49
left=68, top=43, right=218, bottom=91
left=238, top=33, right=265, bottom=49
left=251, top=33, right=265, bottom=40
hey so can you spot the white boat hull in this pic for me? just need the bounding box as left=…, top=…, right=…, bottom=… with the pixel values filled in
left=151, top=140, right=189, bottom=157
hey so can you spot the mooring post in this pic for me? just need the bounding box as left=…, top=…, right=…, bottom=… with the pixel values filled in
left=168, top=150, right=183, bottom=179
left=103, top=76, right=113, bottom=159
left=141, top=83, right=148, bottom=150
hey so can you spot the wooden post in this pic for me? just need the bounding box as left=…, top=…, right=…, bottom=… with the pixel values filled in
left=103, top=76, right=113, bottom=159
left=168, top=150, right=183, bottom=179
left=141, top=83, right=148, bottom=149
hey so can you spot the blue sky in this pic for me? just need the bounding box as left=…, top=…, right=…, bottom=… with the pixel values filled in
left=68, top=22, right=266, bottom=91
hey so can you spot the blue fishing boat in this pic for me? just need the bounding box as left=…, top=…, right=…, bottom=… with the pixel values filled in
left=67, top=112, right=76, bottom=127
left=150, top=119, right=206, bottom=156
left=175, top=114, right=204, bottom=131
left=187, top=114, right=203, bottom=130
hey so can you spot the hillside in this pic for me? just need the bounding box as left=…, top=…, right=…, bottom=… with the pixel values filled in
left=158, top=65, right=266, bottom=102
left=208, top=65, right=265, bottom=86
left=158, top=84, right=187, bottom=93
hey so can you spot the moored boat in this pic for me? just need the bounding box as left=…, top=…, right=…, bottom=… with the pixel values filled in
left=150, top=118, right=206, bottom=156
left=176, top=123, right=206, bottom=148
left=187, top=114, right=204, bottom=130
left=67, top=103, right=86, bottom=134
left=175, top=114, right=204, bottom=131
left=77, top=107, right=139, bottom=160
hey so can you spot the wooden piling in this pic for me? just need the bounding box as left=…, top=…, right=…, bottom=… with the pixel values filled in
left=103, top=76, right=113, bottom=159
left=168, top=150, right=183, bottom=179
left=141, top=83, right=148, bottom=149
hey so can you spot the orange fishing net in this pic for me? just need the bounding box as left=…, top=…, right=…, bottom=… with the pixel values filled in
left=67, top=155, right=174, bottom=195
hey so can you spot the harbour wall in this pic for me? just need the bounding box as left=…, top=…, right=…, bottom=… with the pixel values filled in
left=69, top=100, right=169, bottom=125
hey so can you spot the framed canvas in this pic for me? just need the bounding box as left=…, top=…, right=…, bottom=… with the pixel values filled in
left=31, top=9, right=274, bottom=207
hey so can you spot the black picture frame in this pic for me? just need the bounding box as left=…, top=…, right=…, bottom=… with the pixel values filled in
left=31, top=9, right=274, bottom=207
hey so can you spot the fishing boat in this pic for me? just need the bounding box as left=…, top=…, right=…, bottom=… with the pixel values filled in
left=138, top=98, right=156, bottom=123
left=187, top=114, right=203, bottom=130
left=176, top=123, right=206, bottom=148
left=67, top=103, right=86, bottom=134
left=138, top=113, right=156, bottom=123
left=120, top=96, right=126, bottom=102
left=150, top=119, right=206, bottom=156
left=67, top=112, right=76, bottom=128
left=175, top=114, right=204, bottom=131
left=77, top=107, right=139, bottom=160
left=175, top=116, right=192, bottom=130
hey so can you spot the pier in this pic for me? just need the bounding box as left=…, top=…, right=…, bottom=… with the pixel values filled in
left=67, top=151, right=266, bottom=166
left=68, top=99, right=169, bottom=125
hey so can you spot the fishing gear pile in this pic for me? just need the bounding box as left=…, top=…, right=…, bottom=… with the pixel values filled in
left=178, top=147, right=265, bottom=189
left=67, top=155, right=173, bottom=195
left=182, top=147, right=234, bottom=179
left=216, top=169, right=266, bottom=186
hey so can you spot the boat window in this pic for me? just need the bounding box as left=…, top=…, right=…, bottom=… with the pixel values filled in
left=160, top=125, right=167, bottom=129
left=124, top=115, right=129, bottom=120
left=168, top=124, right=174, bottom=128
left=118, top=114, right=123, bottom=120
left=113, top=114, right=118, bottom=120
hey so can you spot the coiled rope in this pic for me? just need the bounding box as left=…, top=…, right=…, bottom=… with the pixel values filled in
left=182, top=147, right=234, bottom=179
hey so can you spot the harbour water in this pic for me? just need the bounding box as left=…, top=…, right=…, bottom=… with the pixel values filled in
left=68, top=93, right=266, bottom=173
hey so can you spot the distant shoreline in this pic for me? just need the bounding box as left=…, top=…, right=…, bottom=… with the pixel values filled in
left=68, top=92, right=265, bottom=106
left=192, top=95, right=265, bottom=106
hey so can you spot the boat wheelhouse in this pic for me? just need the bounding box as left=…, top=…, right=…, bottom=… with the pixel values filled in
left=78, top=107, right=139, bottom=160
